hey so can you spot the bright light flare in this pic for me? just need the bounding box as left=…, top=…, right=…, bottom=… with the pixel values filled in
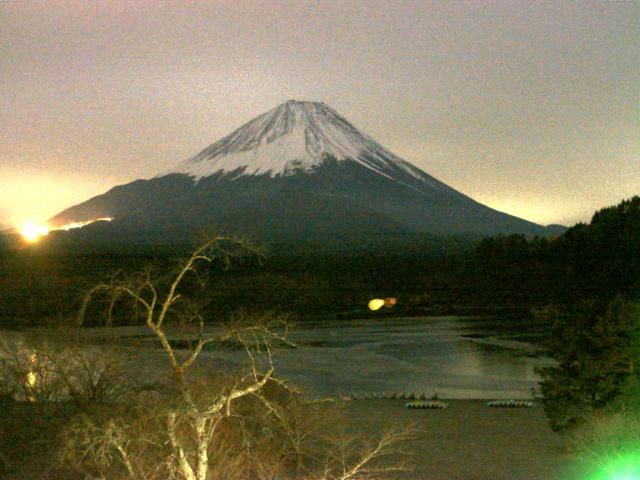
left=18, top=217, right=114, bottom=243
left=584, top=451, right=640, bottom=480
left=20, top=221, right=49, bottom=243
left=368, top=299, right=385, bottom=311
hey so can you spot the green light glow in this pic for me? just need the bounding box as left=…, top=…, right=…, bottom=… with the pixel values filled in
left=583, top=451, right=640, bottom=480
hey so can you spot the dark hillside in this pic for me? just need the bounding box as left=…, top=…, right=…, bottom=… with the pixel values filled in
left=458, top=196, right=640, bottom=308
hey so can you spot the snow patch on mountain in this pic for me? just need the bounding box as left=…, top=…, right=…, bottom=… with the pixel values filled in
left=167, top=100, right=439, bottom=188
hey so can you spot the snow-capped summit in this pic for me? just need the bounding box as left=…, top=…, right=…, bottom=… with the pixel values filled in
left=169, top=100, right=430, bottom=184
left=49, top=100, right=559, bottom=244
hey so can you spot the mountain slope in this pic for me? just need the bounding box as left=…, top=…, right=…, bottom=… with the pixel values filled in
left=170, top=100, right=445, bottom=185
left=50, top=100, right=558, bottom=243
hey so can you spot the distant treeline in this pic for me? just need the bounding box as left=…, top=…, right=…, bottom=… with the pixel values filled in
left=0, top=235, right=470, bottom=326
left=459, top=195, right=640, bottom=308
left=1, top=196, right=638, bottom=327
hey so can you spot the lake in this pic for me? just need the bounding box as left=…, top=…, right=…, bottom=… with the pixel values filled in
left=265, top=316, right=553, bottom=399
left=1, top=316, right=554, bottom=400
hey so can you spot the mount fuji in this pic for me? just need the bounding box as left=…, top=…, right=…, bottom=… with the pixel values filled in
left=49, top=100, right=559, bottom=245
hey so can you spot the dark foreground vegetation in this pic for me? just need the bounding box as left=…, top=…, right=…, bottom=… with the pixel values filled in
left=1, top=196, right=639, bottom=478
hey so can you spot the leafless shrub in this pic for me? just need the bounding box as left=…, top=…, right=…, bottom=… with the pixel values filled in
left=0, top=337, right=65, bottom=403
left=0, top=331, right=138, bottom=408
left=60, top=404, right=174, bottom=480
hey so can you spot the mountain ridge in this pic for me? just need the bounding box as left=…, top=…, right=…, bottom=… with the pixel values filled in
left=49, top=100, right=563, bottom=244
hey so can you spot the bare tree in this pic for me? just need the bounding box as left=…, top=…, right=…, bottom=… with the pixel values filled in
left=64, top=236, right=415, bottom=480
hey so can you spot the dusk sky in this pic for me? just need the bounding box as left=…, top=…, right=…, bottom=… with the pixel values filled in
left=2, top=0, right=639, bottom=230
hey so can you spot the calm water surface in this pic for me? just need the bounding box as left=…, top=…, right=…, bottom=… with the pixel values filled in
left=200, top=316, right=553, bottom=399
left=2, top=316, right=553, bottom=399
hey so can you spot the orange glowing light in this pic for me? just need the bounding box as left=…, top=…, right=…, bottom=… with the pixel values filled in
left=368, top=299, right=385, bottom=311
left=384, top=297, right=397, bottom=308
left=18, top=217, right=114, bottom=243
left=57, top=217, right=114, bottom=231
left=20, top=221, right=49, bottom=243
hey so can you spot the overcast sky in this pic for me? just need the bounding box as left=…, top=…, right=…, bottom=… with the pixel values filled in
left=2, top=0, right=639, bottom=229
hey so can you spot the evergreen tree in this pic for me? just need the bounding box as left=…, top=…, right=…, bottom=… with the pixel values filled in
left=538, top=298, right=640, bottom=432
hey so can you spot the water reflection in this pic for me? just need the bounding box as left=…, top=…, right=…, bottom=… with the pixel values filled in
left=260, top=317, right=553, bottom=399
left=1, top=317, right=553, bottom=400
